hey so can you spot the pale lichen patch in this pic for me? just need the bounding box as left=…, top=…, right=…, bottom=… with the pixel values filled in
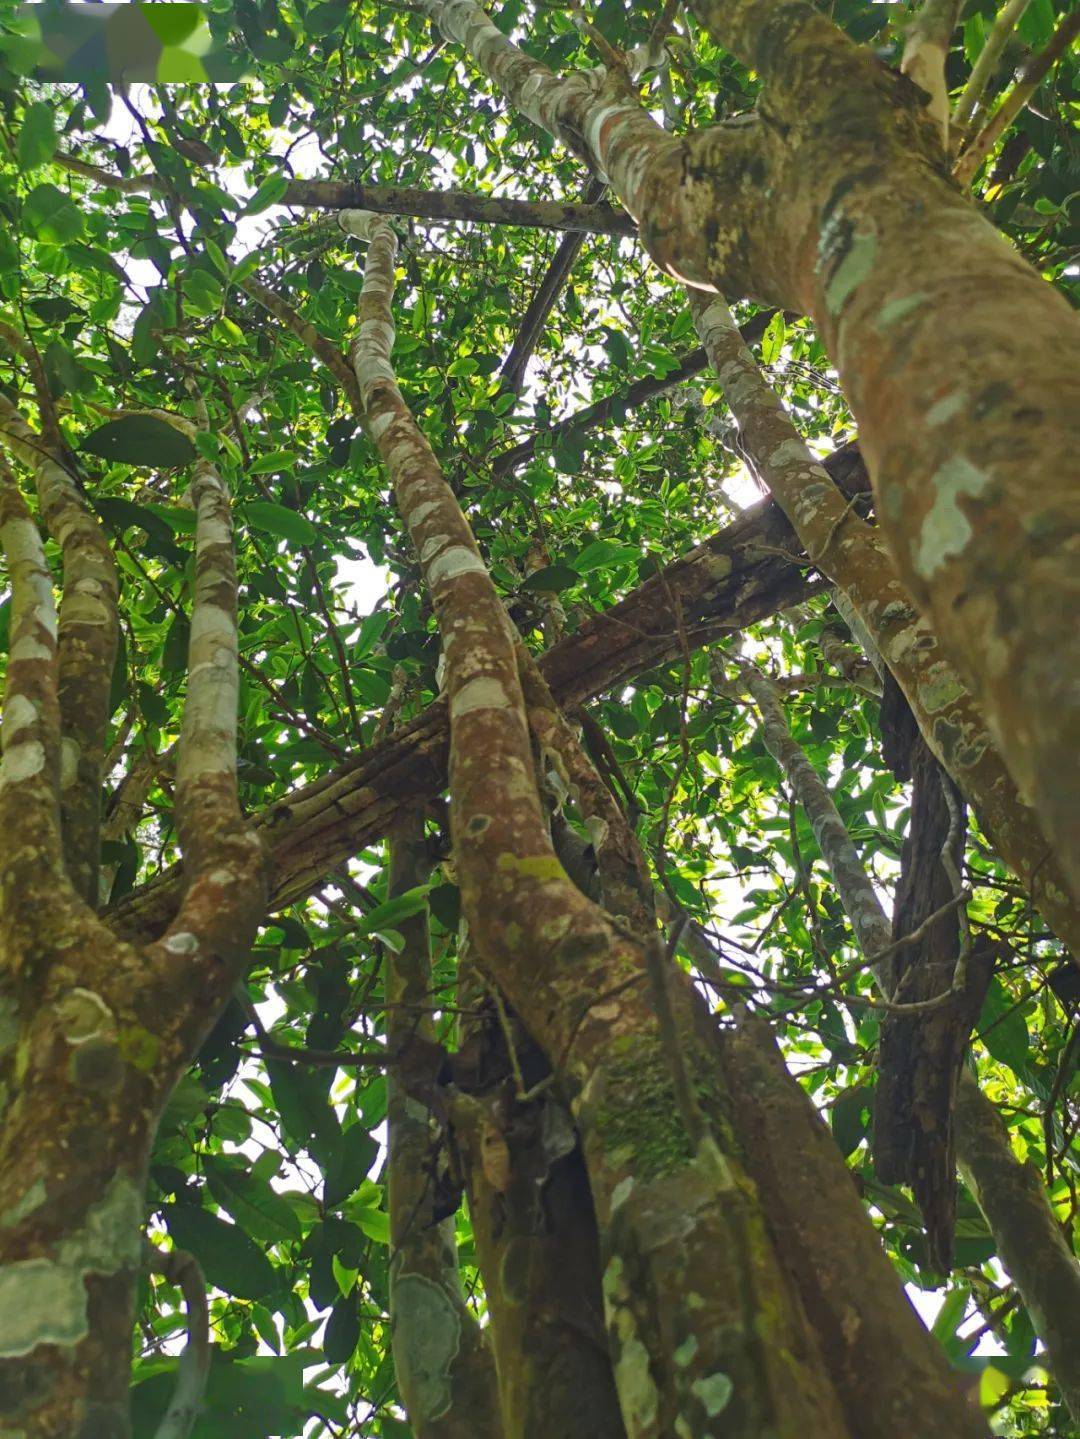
left=914, top=456, right=992, bottom=579
left=391, top=1273, right=462, bottom=1421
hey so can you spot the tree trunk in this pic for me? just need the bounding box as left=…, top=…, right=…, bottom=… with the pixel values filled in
left=385, top=814, right=502, bottom=1438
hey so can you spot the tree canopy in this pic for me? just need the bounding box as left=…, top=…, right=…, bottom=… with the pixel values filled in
left=0, top=1, right=1078, bottom=1436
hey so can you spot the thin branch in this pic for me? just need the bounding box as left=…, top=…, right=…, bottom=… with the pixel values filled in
left=952, top=0, right=1032, bottom=130
left=289, top=178, right=636, bottom=234
left=146, top=1243, right=211, bottom=1439
left=902, top=0, right=962, bottom=142
left=954, top=7, right=1080, bottom=186
left=498, top=177, right=607, bottom=396
left=492, top=306, right=777, bottom=477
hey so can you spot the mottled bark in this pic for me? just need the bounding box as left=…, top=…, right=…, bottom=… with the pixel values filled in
left=720, top=1016, right=986, bottom=1439
left=384, top=814, right=501, bottom=1438
left=349, top=206, right=852, bottom=1439
left=690, top=295, right=1079, bottom=961
left=681, top=0, right=1080, bottom=911
left=0, top=393, right=119, bottom=907
left=954, top=1076, right=1080, bottom=1420
left=348, top=203, right=1002, bottom=1439
left=0, top=411, right=265, bottom=1435
left=422, top=0, right=1080, bottom=917
left=737, top=653, right=1080, bottom=1420
left=299, top=179, right=634, bottom=235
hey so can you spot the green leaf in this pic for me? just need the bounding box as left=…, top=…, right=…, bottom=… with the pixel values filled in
left=23, top=184, right=85, bottom=244
left=243, top=501, right=317, bottom=546
left=324, top=1124, right=378, bottom=1208
left=18, top=102, right=57, bottom=171
left=977, top=979, right=1029, bottom=1074
left=267, top=1059, right=341, bottom=1156
left=574, top=539, right=640, bottom=573
left=520, top=563, right=580, bottom=594
left=356, top=886, right=431, bottom=935
left=164, top=1204, right=277, bottom=1299
left=250, top=449, right=298, bottom=475
left=323, top=1292, right=361, bottom=1363
left=183, top=268, right=223, bottom=316
left=830, top=1083, right=869, bottom=1158
left=245, top=173, right=290, bottom=215
left=81, top=415, right=196, bottom=468
left=204, top=1157, right=302, bottom=1243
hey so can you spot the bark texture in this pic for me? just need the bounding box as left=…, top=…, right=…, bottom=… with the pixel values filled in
left=0, top=410, right=266, bottom=1435
left=421, top=0, right=1080, bottom=918
left=0, top=394, right=119, bottom=907
left=347, top=204, right=990, bottom=1439
left=690, top=294, right=1078, bottom=962
left=738, top=652, right=1080, bottom=1420
left=384, top=815, right=501, bottom=1439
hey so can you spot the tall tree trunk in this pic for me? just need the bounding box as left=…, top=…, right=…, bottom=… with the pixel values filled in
left=418, top=0, right=1080, bottom=912
left=0, top=406, right=266, bottom=1435
left=689, top=294, right=1079, bottom=962
left=349, top=207, right=985, bottom=1439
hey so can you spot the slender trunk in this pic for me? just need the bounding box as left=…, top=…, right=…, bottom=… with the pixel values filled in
left=737, top=654, right=1080, bottom=1421
left=953, top=1076, right=1080, bottom=1419
left=0, top=395, right=119, bottom=907
left=0, top=408, right=266, bottom=1434
left=385, top=814, right=501, bottom=1438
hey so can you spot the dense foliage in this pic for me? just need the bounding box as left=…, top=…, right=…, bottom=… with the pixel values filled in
left=0, top=0, right=1077, bottom=1434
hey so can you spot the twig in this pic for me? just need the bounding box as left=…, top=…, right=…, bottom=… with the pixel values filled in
left=146, top=1242, right=211, bottom=1439
left=952, top=0, right=1032, bottom=130
left=954, top=7, right=1080, bottom=185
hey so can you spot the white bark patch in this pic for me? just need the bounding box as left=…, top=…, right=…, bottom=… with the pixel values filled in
left=370, top=410, right=395, bottom=440
left=925, top=391, right=966, bottom=427
left=190, top=605, right=234, bottom=649
left=3, top=693, right=37, bottom=738
left=10, top=634, right=52, bottom=665
left=60, top=736, right=81, bottom=790
left=419, top=533, right=454, bottom=564
left=692, top=1371, right=734, bottom=1418
left=0, top=740, right=45, bottom=789
left=391, top=1274, right=462, bottom=1421
left=450, top=677, right=510, bottom=719
left=0, top=1260, right=90, bottom=1356
left=427, top=546, right=486, bottom=587
left=55, top=987, right=114, bottom=1045
left=914, top=456, right=991, bottom=578
left=824, top=232, right=878, bottom=317
left=164, top=931, right=199, bottom=955
left=408, top=500, right=441, bottom=529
